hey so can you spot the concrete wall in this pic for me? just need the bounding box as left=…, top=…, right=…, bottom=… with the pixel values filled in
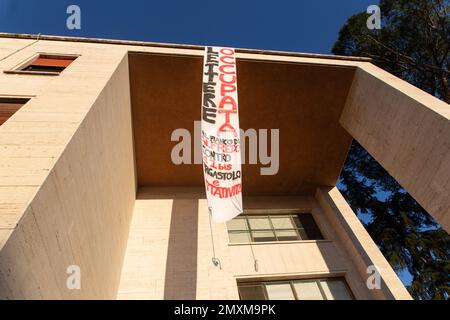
left=117, top=187, right=408, bottom=299
left=340, top=65, right=450, bottom=232
left=316, top=187, right=412, bottom=300
left=117, top=188, right=237, bottom=299
left=0, top=40, right=136, bottom=299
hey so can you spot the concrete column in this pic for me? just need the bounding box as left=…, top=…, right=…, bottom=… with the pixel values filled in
left=0, top=51, right=136, bottom=299
left=340, top=64, right=450, bottom=232
left=315, top=187, right=412, bottom=300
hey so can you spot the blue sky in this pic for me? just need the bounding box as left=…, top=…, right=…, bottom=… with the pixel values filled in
left=1, top=0, right=377, bottom=54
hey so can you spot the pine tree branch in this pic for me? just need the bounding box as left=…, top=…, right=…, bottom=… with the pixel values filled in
left=365, top=34, right=449, bottom=75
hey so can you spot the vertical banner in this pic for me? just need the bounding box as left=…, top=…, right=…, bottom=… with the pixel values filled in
left=201, top=46, right=243, bottom=223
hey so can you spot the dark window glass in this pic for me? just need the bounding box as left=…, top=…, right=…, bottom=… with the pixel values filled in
left=298, top=214, right=324, bottom=240
left=22, top=65, right=66, bottom=73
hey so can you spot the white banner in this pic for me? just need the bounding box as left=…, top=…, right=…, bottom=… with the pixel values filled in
left=201, top=46, right=243, bottom=223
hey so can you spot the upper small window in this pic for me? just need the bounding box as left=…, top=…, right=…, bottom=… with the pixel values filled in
left=6, top=54, right=77, bottom=75
left=0, top=97, right=30, bottom=126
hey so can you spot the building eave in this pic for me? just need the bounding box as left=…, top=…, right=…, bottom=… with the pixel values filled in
left=0, top=32, right=372, bottom=62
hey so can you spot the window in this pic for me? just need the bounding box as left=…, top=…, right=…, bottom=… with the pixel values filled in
left=238, top=278, right=354, bottom=300
left=6, top=54, right=77, bottom=75
left=0, top=97, right=30, bottom=126
left=227, top=213, right=323, bottom=243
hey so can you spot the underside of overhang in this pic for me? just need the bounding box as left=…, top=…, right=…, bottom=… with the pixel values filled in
left=129, top=52, right=355, bottom=196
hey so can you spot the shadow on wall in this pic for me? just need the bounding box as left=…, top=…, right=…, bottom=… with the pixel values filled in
left=164, top=198, right=199, bottom=299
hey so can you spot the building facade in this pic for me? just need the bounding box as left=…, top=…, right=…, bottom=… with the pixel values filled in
left=0, top=33, right=448, bottom=300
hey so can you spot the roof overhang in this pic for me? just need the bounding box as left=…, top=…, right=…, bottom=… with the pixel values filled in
left=129, top=52, right=355, bottom=195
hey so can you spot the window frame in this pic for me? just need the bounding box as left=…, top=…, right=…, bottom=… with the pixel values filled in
left=227, top=211, right=324, bottom=244
left=4, top=53, right=80, bottom=76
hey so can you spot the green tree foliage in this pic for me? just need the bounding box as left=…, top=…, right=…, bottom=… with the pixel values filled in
left=333, top=0, right=449, bottom=102
left=333, top=0, right=450, bottom=299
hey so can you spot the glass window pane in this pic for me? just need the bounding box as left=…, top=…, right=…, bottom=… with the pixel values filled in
left=238, top=285, right=266, bottom=300
left=292, top=216, right=303, bottom=228
left=251, top=230, right=276, bottom=242
left=265, top=283, right=295, bottom=300
left=320, top=279, right=353, bottom=300
left=275, top=229, right=299, bottom=241
left=298, top=214, right=323, bottom=240
left=248, top=216, right=271, bottom=230
left=303, top=228, right=324, bottom=240
left=227, top=218, right=248, bottom=231
left=271, top=216, right=295, bottom=229
left=297, top=228, right=308, bottom=240
left=298, top=214, right=317, bottom=229
left=293, top=281, right=324, bottom=300
left=228, top=231, right=251, bottom=243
